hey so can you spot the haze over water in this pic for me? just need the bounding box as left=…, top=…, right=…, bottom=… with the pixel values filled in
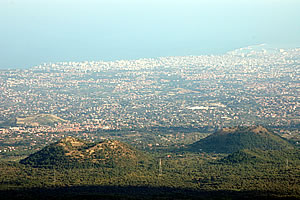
left=0, top=0, right=299, bottom=69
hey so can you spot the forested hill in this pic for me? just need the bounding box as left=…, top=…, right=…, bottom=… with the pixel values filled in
left=221, top=148, right=300, bottom=165
left=188, top=126, right=294, bottom=153
left=1, top=128, right=298, bottom=199
left=20, top=137, right=153, bottom=168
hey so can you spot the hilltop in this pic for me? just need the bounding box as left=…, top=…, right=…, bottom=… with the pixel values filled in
left=20, top=137, right=152, bottom=168
left=16, top=114, right=67, bottom=126
left=189, top=126, right=294, bottom=154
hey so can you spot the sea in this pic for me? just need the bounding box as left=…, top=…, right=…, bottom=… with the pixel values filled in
left=0, top=0, right=299, bottom=69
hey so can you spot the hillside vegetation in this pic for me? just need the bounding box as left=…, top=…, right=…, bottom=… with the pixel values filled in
left=16, top=114, right=67, bottom=126
left=20, top=137, right=153, bottom=169
left=1, top=126, right=299, bottom=199
left=189, top=126, right=294, bottom=153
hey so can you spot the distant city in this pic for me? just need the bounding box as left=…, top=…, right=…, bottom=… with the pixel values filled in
left=0, top=44, right=299, bottom=154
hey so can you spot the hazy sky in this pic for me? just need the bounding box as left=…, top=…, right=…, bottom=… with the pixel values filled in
left=0, top=0, right=299, bottom=69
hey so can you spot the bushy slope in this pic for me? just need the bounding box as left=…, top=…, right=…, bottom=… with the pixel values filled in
left=221, top=148, right=300, bottom=165
left=20, top=137, right=152, bottom=168
left=189, top=126, right=294, bottom=153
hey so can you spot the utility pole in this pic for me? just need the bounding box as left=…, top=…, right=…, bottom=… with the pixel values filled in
left=53, top=166, right=56, bottom=185
left=159, top=158, right=162, bottom=176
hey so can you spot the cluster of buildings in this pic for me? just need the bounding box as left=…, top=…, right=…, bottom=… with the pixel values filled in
left=0, top=45, right=299, bottom=154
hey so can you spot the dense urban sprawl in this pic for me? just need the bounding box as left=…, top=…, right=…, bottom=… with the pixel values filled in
left=0, top=45, right=299, bottom=155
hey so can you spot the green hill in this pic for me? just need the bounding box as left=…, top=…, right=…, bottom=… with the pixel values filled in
left=20, top=137, right=152, bottom=169
left=0, top=118, right=17, bottom=127
left=221, top=148, right=300, bottom=165
left=189, top=126, right=294, bottom=154
left=16, top=114, right=67, bottom=126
